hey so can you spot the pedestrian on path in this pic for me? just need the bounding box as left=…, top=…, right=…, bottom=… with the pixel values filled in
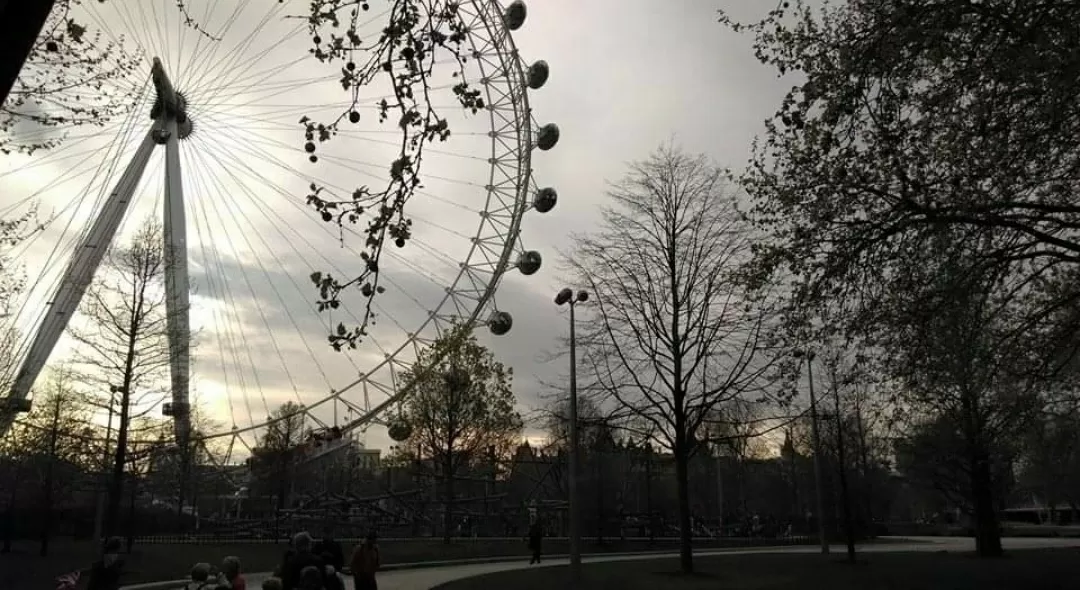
left=315, top=526, right=345, bottom=572
left=282, top=532, right=323, bottom=590
left=527, top=518, right=544, bottom=565
left=184, top=563, right=217, bottom=590
left=351, top=531, right=381, bottom=590
left=321, top=553, right=345, bottom=590
left=86, top=537, right=125, bottom=590
left=221, top=556, right=246, bottom=590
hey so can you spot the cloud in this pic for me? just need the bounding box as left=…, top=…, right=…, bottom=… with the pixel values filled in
left=3, top=0, right=795, bottom=454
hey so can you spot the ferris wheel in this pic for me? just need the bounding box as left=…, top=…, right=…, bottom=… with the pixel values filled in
left=0, top=0, right=559, bottom=459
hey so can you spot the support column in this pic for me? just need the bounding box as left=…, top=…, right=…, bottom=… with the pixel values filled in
left=161, top=118, right=191, bottom=446
left=0, top=130, right=157, bottom=437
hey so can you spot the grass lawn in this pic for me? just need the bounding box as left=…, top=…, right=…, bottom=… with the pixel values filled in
left=432, top=549, right=1080, bottom=590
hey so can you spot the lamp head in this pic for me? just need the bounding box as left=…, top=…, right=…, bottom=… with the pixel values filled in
left=576, top=291, right=589, bottom=303
left=555, top=288, right=573, bottom=306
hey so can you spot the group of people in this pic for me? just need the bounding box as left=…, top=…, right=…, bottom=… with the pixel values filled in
left=67, top=528, right=381, bottom=590
left=182, top=557, right=248, bottom=590
left=267, top=529, right=381, bottom=590
left=76, top=537, right=250, bottom=590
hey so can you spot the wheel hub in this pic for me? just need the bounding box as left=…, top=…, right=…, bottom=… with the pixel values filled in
left=149, top=57, right=194, bottom=140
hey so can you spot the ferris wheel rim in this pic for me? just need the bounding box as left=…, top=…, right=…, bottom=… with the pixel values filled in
left=0, top=0, right=550, bottom=449
left=192, top=0, right=537, bottom=444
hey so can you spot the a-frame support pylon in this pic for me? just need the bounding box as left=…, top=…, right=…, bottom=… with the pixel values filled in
left=2, top=57, right=192, bottom=446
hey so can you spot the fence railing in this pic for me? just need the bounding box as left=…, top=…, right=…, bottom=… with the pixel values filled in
left=129, top=533, right=813, bottom=545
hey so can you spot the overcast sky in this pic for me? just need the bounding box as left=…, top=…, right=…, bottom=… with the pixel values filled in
left=1, top=0, right=794, bottom=454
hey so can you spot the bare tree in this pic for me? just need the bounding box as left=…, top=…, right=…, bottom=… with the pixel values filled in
left=0, top=209, right=41, bottom=392
left=705, top=399, right=770, bottom=518
left=0, top=209, right=37, bottom=309
left=564, top=144, right=783, bottom=573
left=138, top=392, right=228, bottom=536
left=67, top=218, right=181, bottom=537
left=543, top=395, right=611, bottom=450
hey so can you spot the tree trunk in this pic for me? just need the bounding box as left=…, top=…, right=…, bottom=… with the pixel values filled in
left=126, top=467, right=138, bottom=552
left=176, top=449, right=189, bottom=534
left=645, top=454, right=654, bottom=547
left=0, top=508, right=11, bottom=554
left=596, top=452, right=605, bottom=545
left=970, top=452, right=1003, bottom=557
left=1, top=468, right=19, bottom=554
left=106, top=374, right=137, bottom=537
left=443, top=455, right=453, bottom=545
left=39, top=462, right=54, bottom=556
left=960, top=384, right=1002, bottom=558
left=855, top=406, right=873, bottom=536
left=40, top=400, right=60, bottom=556
left=674, top=440, right=693, bottom=573
left=1, top=501, right=12, bottom=553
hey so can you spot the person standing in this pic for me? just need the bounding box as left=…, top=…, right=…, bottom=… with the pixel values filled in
left=86, top=537, right=124, bottom=590
left=281, top=532, right=323, bottom=590
left=221, top=556, right=246, bottom=590
left=527, top=518, right=543, bottom=565
left=320, top=557, right=345, bottom=590
left=183, top=563, right=217, bottom=590
left=314, top=526, right=344, bottom=572
left=350, top=531, right=381, bottom=590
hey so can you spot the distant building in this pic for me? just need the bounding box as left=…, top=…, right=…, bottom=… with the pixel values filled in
left=354, top=447, right=381, bottom=472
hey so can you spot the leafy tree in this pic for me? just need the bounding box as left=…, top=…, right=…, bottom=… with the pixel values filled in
left=397, top=323, right=522, bottom=544
left=889, top=248, right=1045, bottom=554
left=721, top=0, right=1080, bottom=556
left=250, top=401, right=308, bottom=513
left=722, top=1, right=1080, bottom=364
left=299, top=0, right=506, bottom=350
left=565, top=144, right=783, bottom=573
left=0, top=365, right=91, bottom=555
left=67, top=218, right=183, bottom=537
left=1015, top=409, right=1080, bottom=519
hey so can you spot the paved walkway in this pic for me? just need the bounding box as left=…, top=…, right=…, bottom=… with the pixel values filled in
left=228, top=536, right=1080, bottom=590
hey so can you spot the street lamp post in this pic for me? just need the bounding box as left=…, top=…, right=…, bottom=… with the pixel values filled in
left=830, top=366, right=857, bottom=563
left=555, top=287, right=588, bottom=583
left=794, top=349, right=829, bottom=555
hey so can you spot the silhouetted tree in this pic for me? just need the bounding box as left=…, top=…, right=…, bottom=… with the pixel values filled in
left=565, top=144, right=784, bottom=573
left=722, top=0, right=1080, bottom=556
left=0, top=365, right=91, bottom=555
left=397, top=323, right=522, bottom=544
left=251, top=401, right=308, bottom=514
left=67, top=219, right=180, bottom=537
